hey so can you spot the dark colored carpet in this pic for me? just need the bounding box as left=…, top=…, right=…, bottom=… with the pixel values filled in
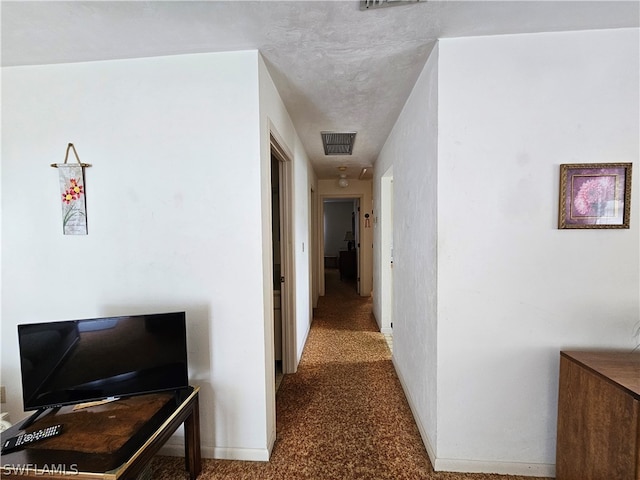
left=151, top=270, right=548, bottom=479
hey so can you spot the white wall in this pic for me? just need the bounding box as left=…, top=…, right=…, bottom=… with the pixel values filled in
left=373, top=42, right=439, bottom=459
left=258, top=54, right=315, bottom=446
left=374, top=27, right=639, bottom=477
left=436, top=28, right=639, bottom=475
left=1, top=50, right=313, bottom=462
left=373, top=166, right=394, bottom=334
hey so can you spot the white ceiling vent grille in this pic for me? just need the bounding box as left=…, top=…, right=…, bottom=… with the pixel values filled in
left=360, top=0, right=421, bottom=10
left=321, top=132, right=357, bottom=155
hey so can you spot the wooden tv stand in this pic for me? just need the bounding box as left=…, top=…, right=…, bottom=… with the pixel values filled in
left=0, top=386, right=201, bottom=480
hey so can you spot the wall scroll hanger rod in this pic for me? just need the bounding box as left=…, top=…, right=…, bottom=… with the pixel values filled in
left=50, top=143, right=92, bottom=168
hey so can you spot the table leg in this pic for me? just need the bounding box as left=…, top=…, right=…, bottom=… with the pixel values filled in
left=183, top=395, right=202, bottom=480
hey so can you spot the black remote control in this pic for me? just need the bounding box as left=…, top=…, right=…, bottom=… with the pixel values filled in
left=1, top=424, right=63, bottom=453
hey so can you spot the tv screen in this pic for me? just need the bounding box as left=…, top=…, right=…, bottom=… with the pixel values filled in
left=17, top=312, right=189, bottom=411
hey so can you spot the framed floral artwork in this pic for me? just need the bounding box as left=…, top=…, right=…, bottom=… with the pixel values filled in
left=558, top=163, right=632, bottom=229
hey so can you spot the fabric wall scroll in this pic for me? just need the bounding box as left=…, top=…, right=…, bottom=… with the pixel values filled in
left=52, top=143, right=91, bottom=235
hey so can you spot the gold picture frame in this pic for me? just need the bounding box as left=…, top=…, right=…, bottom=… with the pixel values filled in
left=558, top=163, right=632, bottom=229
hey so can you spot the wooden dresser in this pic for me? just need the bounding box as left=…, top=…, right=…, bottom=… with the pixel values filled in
left=556, top=351, right=640, bottom=480
left=339, top=250, right=357, bottom=280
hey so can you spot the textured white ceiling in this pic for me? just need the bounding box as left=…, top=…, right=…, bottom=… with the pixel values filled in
left=2, top=1, right=638, bottom=179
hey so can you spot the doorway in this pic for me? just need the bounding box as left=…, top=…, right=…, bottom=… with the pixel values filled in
left=322, top=197, right=361, bottom=294
left=270, top=133, right=297, bottom=376
left=271, top=154, right=283, bottom=389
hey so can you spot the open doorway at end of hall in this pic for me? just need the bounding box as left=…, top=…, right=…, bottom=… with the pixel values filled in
left=323, top=198, right=359, bottom=292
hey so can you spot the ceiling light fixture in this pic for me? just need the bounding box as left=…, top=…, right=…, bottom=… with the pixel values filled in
left=337, top=166, right=349, bottom=188
left=360, top=0, right=421, bottom=10
left=338, top=174, right=349, bottom=188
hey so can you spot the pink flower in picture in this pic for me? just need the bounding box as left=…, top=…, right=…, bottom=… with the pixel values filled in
left=573, top=176, right=615, bottom=216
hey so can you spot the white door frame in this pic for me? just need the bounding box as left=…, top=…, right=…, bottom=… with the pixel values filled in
left=311, top=187, right=319, bottom=309
left=318, top=194, right=364, bottom=297
left=379, top=167, right=394, bottom=335
left=270, top=132, right=297, bottom=374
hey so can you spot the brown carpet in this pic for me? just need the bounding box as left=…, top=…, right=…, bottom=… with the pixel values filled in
left=151, top=270, right=549, bottom=480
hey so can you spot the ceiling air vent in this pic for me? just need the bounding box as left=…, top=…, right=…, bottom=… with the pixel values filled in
left=360, top=0, right=421, bottom=10
left=321, top=132, right=357, bottom=156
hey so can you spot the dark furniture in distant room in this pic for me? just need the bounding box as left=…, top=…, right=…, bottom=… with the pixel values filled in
left=324, top=256, right=338, bottom=269
left=339, top=250, right=357, bottom=280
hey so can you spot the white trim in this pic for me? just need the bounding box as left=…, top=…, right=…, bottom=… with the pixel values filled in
left=297, top=317, right=312, bottom=365
left=310, top=186, right=319, bottom=309
left=391, top=356, right=437, bottom=464
left=318, top=193, right=365, bottom=297
left=267, top=421, right=276, bottom=459
left=317, top=194, right=325, bottom=297
left=372, top=310, right=392, bottom=335
left=159, top=443, right=271, bottom=462
left=391, top=357, right=554, bottom=478
left=433, top=458, right=555, bottom=478
left=270, top=131, right=297, bottom=375
left=269, top=124, right=294, bottom=165
left=211, top=446, right=271, bottom=462
left=379, top=169, right=394, bottom=333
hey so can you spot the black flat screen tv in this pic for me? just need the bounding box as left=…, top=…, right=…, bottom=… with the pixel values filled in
left=17, top=312, right=189, bottom=413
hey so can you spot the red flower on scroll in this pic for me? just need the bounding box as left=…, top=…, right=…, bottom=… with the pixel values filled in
left=62, top=191, right=74, bottom=204
left=61, top=179, right=84, bottom=204
left=61, top=178, right=86, bottom=227
left=69, top=179, right=83, bottom=196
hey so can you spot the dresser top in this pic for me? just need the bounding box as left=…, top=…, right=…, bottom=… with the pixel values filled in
left=561, top=350, right=640, bottom=397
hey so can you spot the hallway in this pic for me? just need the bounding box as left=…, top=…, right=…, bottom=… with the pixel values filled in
left=151, top=270, right=548, bottom=479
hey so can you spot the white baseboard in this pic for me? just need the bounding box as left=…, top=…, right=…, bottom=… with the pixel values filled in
left=391, top=357, right=437, bottom=463
left=380, top=326, right=393, bottom=335
left=390, top=357, right=554, bottom=479
left=297, top=321, right=311, bottom=366
left=210, top=446, right=271, bottom=461
left=434, top=458, right=555, bottom=478
left=159, top=442, right=271, bottom=462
